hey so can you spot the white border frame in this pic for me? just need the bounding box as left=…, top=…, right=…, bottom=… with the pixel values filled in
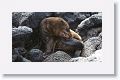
left=0, top=0, right=114, bottom=74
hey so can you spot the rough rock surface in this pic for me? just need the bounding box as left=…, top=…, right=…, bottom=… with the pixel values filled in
left=12, top=12, right=33, bottom=27
left=81, top=33, right=102, bottom=57
left=13, top=47, right=27, bottom=56
left=44, top=51, right=71, bottom=62
left=26, top=49, right=44, bottom=62
left=12, top=55, right=31, bottom=62
left=12, top=26, right=32, bottom=36
left=12, top=26, right=33, bottom=48
left=70, top=49, right=102, bottom=62
left=76, top=13, right=102, bottom=41
left=12, top=47, right=31, bottom=62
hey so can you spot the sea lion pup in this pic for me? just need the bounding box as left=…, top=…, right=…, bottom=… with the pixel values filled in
left=40, top=17, right=72, bottom=54
left=40, top=17, right=83, bottom=57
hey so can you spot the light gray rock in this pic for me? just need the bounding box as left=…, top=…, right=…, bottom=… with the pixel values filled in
left=81, top=33, right=102, bottom=57
left=76, top=13, right=102, bottom=41
left=12, top=26, right=33, bottom=48
left=70, top=49, right=102, bottom=62
left=13, top=26, right=32, bottom=35
left=44, top=51, right=71, bottom=62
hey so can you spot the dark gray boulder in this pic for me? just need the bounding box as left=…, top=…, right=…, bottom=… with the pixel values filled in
left=26, top=49, right=44, bottom=62
left=12, top=55, right=31, bottom=62
left=76, top=13, right=102, bottom=41
left=12, top=26, right=33, bottom=48
left=12, top=47, right=31, bottom=62
left=13, top=47, right=27, bottom=56
left=12, top=12, right=33, bottom=27
left=12, top=26, right=33, bottom=41
left=44, top=51, right=71, bottom=62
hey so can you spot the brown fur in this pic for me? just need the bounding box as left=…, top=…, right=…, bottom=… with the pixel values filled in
left=41, top=17, right=72, bottom=39
left=40, top=17, right=83, bottom=56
